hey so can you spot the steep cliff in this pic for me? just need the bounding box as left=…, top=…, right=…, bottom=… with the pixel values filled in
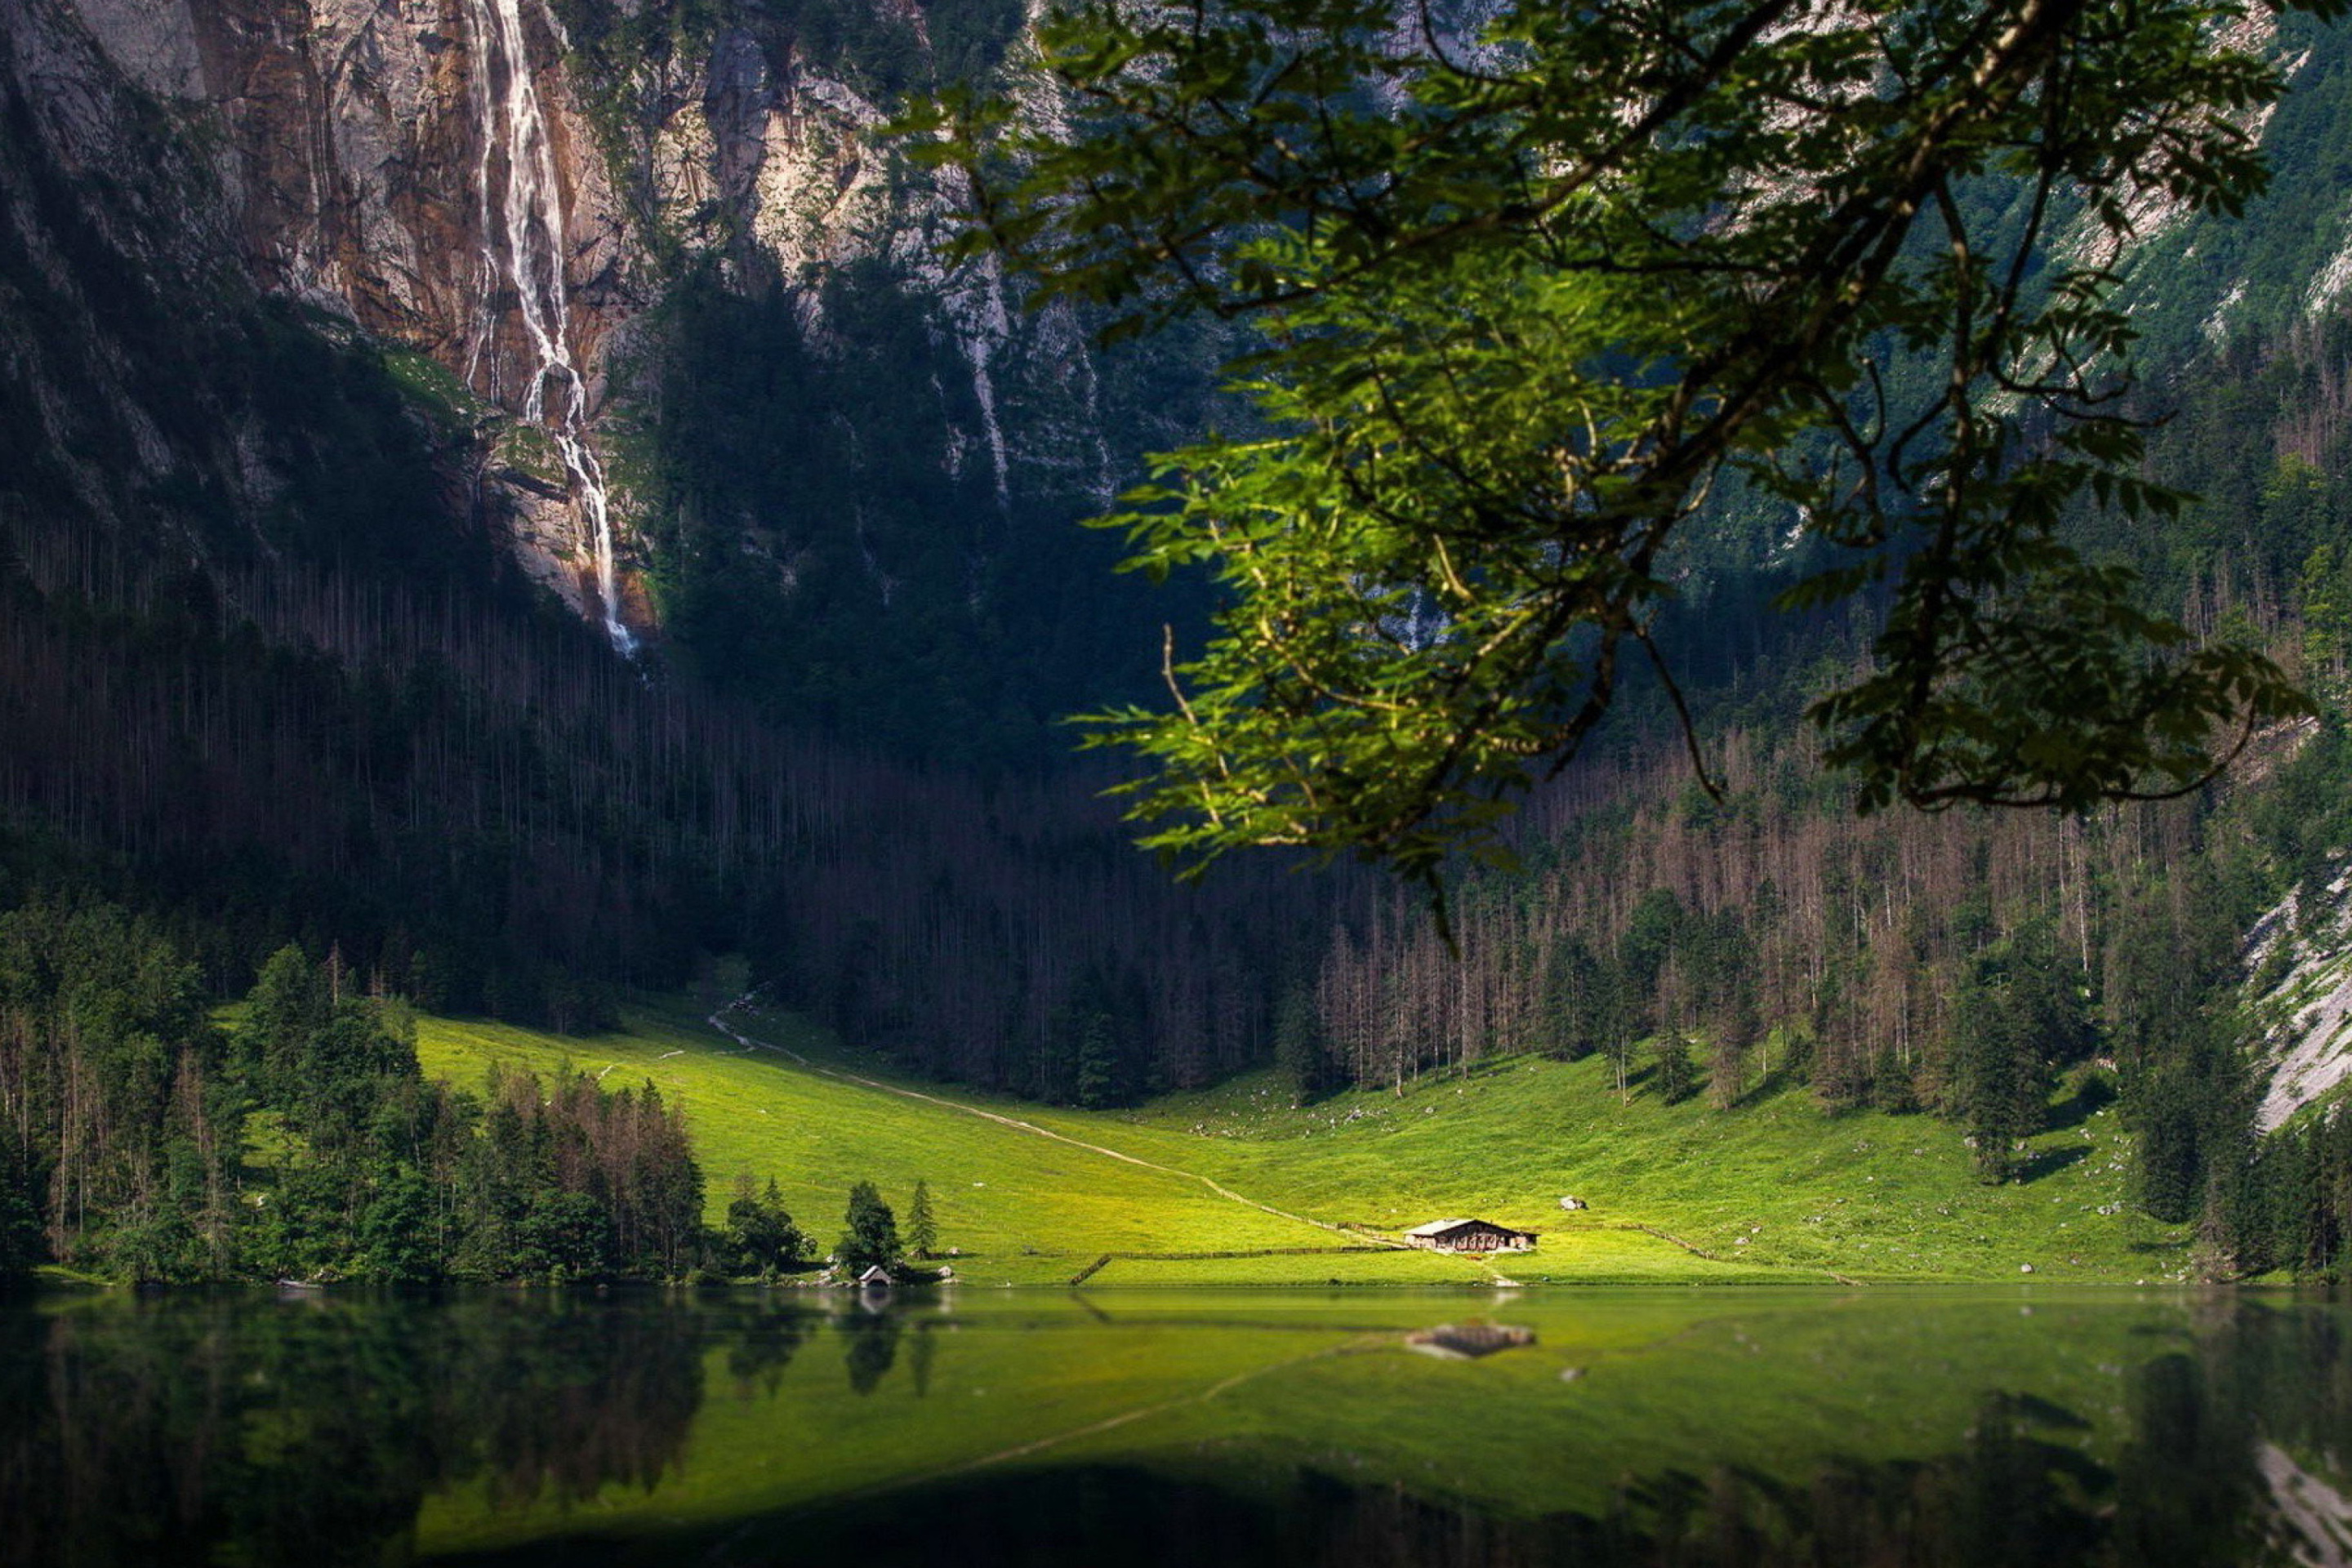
left=2, top=0, right=612, bottom=617
left=0, top=0, right=1302, bottom=1079
left=0, top=0, right=1169, bottom=699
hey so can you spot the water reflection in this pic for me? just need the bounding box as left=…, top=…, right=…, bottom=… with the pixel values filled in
left=1402, top=1321, right=1537, bottom=1361
left=0, top=1289, right=2342, bottom=1566
left=841, top=1305, right=902, bottom=1396
left=0, top=1293, right=724, bottom=1566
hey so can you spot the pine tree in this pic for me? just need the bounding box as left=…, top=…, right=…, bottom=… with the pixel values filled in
left=1540, top=938, right=1606, bottom=1061
left=1074, top=1013, right=1118, bottom=1109
left=1654, top=1034, right=1696, bottom=1106
left=906, top=1179, right=938, bottom=1260
left=1272, top=985, right=1325, bottom=1101
left=1954, top=965, right=2044, bottom=1185
left=1707, top=1004, right=1753, bottom=1112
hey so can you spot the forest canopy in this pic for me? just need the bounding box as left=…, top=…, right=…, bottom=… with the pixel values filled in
left=910, top=0, right=2341, bottom=893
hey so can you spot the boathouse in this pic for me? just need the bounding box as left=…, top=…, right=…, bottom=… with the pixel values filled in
left=1404, top=1218, right=1537, bottom=1253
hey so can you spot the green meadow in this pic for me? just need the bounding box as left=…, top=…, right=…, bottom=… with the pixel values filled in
left=412, top=1000, right=2190, bottom=1286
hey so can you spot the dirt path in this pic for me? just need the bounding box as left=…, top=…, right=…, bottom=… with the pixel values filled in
left=706, top=1004, right=1410, bottom=1254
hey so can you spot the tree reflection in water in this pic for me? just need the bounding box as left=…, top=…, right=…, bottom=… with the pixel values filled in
left=769, top=1355, right=2331, bottom=1568
left=0, top=1292, right=2345, bottom=1566
left=710, top=1298, right=2352, bottom=1568
left=0, top=1292, right=734, bottom=1566
left=841, top=1303, right=902, bottom=1396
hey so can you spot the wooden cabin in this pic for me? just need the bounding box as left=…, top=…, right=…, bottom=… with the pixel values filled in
left=857, top=1263, right=893, bottom=1288
left=1404, top=1218, right=1537, bottom=1253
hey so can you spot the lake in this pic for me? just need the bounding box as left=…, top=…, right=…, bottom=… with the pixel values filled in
left=1, top=1286, right=2344, bottom=1565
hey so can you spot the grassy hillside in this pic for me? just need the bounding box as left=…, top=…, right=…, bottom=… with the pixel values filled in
left=413, top=1000, right=2192, bottom=1285
left=1040, top=1057, right=2186, bottom=1284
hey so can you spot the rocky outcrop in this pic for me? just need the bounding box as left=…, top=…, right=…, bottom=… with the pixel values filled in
left=2, top=0, right=1109, bottom=644
left=597, top=16, right=1116, bottom=508
left=2246, top=868, right=2352, bottom=1133
left=2256, top=1441, right=2352, bottom=1567
left=0, top=0, right=628, bottom=621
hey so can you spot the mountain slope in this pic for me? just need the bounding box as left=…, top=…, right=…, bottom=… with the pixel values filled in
left=414, top=999, right=2193, bottom=1285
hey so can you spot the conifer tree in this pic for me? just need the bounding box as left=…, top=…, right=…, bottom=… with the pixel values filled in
left=1954, top=965, right=2045, bottom=1184
left=906, top=1179, right=938, bottom=1260
left=1654, top=1035, right=1696, bottom=1106
left=1074, top=1014, right=1118, bottom=1109
left=1272, top=986, right=1325, bottom=1100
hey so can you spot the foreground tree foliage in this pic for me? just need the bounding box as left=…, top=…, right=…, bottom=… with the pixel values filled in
left=914, top=0, right=2335, bottom=891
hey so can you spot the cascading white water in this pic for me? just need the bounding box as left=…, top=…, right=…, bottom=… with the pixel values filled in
left=461, top=0, right=634, bottom=655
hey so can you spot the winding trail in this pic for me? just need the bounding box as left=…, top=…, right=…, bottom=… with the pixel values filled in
left=706, top=1004, right=1411, bottom=1254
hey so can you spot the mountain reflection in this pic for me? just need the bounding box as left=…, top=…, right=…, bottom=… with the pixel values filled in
left=0, top=1290, right=2343, bottom=1566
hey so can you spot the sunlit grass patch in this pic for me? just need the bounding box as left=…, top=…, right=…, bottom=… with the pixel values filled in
left=412, top=998, right=2191, bottom=1285
left=414, top=1004, right=1334, bottom=1283
left=1082, top=1248, right=1487, bottom=1287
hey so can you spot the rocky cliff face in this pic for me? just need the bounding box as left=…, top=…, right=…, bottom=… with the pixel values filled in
left=2246, top=862, right=2352, bottom=1134
left=2, top=0, right=1102, bottom=648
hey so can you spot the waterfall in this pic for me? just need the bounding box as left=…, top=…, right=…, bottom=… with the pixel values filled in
left=461, top=0, right=634, bottom=655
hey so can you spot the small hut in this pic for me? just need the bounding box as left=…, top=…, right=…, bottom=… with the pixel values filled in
left=857, top=1263, right=893, bottom=1289
left=1404, top=1218, right=1538, bottom=1253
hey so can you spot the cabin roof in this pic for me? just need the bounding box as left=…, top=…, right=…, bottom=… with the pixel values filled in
left=1405, top=1217, right=1535, bottom=1238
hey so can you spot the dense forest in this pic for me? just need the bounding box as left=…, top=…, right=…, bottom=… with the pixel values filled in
left=0, top=517, right=1313, bottom=1076
left=0, top=912, right=717, bottom=1284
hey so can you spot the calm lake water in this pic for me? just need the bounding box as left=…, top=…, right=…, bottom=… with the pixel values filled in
left=1, top=1286, right=2345, bottom=1566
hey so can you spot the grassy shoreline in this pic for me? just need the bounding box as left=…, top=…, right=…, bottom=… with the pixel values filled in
left=403, top=999, right=2193, bottom=1288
